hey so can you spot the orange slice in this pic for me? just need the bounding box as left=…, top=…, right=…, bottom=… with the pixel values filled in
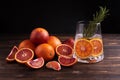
left=15, top=48, right=34, bottom=64
left=74, top=38, right=93, bottom=59
left=6, top=46, right=19, bottom=62
left=90, top=38, right=103, bottom=57
left=58, top=55, right=77, bottom=67
left=46, top=61, right=61, bottom=71
left=56, top=44, right=73, bottom=57
left=26, top=57, right=44, bottom=69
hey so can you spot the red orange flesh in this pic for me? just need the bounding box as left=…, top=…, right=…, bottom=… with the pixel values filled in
left=6, top=46, right=19, bottom=62
left=46, top=61, right=61, bottom=71
left=56, top=44, right=73, bottom=56
left=26, top=57, right=44, bottom=69
left=58, top=55, right=77, bottom=67
left=15, top=48, right=34, bottom=63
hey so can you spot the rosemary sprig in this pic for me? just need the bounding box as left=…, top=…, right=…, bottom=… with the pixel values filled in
left=83, top=6, right=109, bottom=38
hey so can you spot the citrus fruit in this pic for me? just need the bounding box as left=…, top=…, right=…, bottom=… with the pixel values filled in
left=90, top=38, right=103, bottom=57
left=47, top=36, right=61, bottom=50
left=56, top=44, right=73, bottom=56
left=46, top=61, right=61, bottom=71
left=26, top=57, right=44, bottom=69
left=30, top=27, right=49, bottom=45
left=58, top=55, right=77, bottom=67
left=35, top=43, right=55, bottom=61
left=15, top=48, right=34, bottom=63
left=6, top=46, right=18, bottom=62
left=63, top=37, right=74, bottom=48
left=74, top=38, right=93, bottom=59
left=18, top=39, right=35, bottom=51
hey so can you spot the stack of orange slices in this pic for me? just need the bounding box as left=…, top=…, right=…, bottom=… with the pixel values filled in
left=74, top=38, right=103, bottom=59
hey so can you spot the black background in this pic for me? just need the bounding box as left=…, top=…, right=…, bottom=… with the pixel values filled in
left=0, top=0, right=119, bottom=34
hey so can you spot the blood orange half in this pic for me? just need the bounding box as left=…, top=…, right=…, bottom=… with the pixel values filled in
left=56, top=44, right=73, bottom=56
left=90, top=38, right=103, bottom=57
left=58, top=55, right=77, bottom=67
left=46, top=61, right=61, bottom=71
left=26, top=57, right=44, bottom=69
left=74, top=38, right=93, bottom=59
left=6, top=46, right=19, bottom=62
left=15, top=48, right=34, bottom=63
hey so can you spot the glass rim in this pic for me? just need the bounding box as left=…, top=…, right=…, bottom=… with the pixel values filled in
left=77, top=21, right=100, bottom=24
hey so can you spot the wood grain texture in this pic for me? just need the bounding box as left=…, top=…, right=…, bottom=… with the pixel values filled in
left=0, top=34, right=120, bottom=80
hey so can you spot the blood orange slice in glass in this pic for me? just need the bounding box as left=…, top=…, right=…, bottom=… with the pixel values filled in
left=6, top=46, right=19, bottom=62
left=74, top=38, right=93, bottom=59
left=46, top=61, right=61, bottom=71
left=90, top=38, right=103, bottom=57
left=26, top=57, right=44, bottom=69
left=58, top=55, right=77, bottom=67
left=15, top=48, right=34, bottom=63
left=56, top=44, right=73, bottom=56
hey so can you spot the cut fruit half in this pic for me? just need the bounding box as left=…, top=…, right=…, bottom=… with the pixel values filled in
left=46, top=61, right=61, bottom=71
left=74, top=38, right=93, bottom=59
left=26, top=57, right=44, bottom=69
left=6, top=46, right=19, bottom=62
left=58, top=55, right=77, bottom=67
left=15, top=48, right=34, bottom=63
left=90, top=38, right=103, bottom=57
left=56, top=44, right=73, bottom=56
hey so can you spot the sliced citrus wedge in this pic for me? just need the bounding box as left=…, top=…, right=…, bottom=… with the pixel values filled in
left=46, top=61, right=61, bottom=71
left=15, top=48, right=34, bottom=64
left=58, top=55, right=77, bottom=67
left=74, top=38, right=93, bottom=59
left=6, top=46, right=19, bottom=62
left=90, top=38, right=103, bottom=57
left=26, top=57, right=44, bottom=69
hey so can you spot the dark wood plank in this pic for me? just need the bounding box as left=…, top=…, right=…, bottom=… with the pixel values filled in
left=0, top=34, right=120, bottom=80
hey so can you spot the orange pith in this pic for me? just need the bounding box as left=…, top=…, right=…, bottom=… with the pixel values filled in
left=15, top=48, right=34, bottom=63
left=74, top=38, right=93, bottom=59
left=56, top=44, right=73, bottom=56
left=90, top=38, right=103, bottom=57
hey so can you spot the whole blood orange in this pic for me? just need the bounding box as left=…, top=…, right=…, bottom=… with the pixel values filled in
left=46, top=61, right=61, bottom=71
left=26, top=57, right=44, bottom=69
left=74, top=38, right=93, bottom=59
left=56, top=44, right=73, bottom=56
left=35, top=43, right=55, bottom=61
left=58, top=55, right=77, bottom=66
left=30, top=27, right=49, bottom=45
left=90, top=38, right=103, bottom=57
left=6, top=46, right=18, bottom=62
left=47, top=36, right=61, bottom=50
left=15, top=48, right=34, bottom=63
left=18, top=39, right=35, bottom=51
left=63, top=37, right=74, bottom=48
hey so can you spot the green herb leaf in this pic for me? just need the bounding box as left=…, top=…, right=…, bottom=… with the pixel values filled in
left=83, top=6, right=109, bottom=38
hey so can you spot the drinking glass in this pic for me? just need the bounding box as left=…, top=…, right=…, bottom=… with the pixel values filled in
left=73, top=21, right=104, bottom=63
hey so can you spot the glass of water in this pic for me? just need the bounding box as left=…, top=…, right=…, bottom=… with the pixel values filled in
left=73, top=21, right=104, bottom=63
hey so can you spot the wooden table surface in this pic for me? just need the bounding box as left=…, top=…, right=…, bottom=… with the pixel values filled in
left=0, top=34, right=120, bottom=80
